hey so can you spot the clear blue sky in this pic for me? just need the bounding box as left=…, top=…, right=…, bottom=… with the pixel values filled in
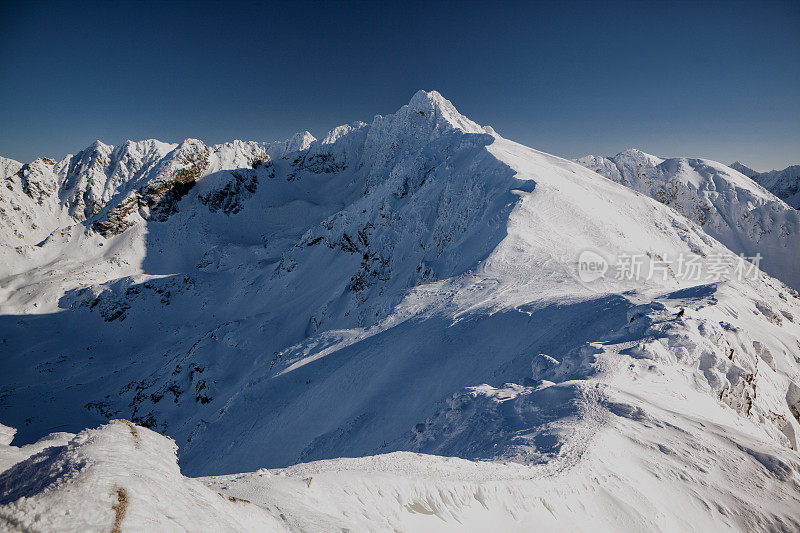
left=1, top=0, right=798, bottom=170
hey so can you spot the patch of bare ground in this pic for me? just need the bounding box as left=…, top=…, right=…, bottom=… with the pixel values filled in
left=116, top=419, right=140, bottom=448
left=218, top=492, right=251, bottom=504
left=110, top=488, right=128, bottom=533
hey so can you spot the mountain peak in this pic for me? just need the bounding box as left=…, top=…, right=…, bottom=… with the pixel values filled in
left=407, top=89, right=447, bottom=109
left=3, top=90, right=800, bottom=531
left=78, top=140, right=113, bottom=159
left=403, top=90, right=487, bottom=134
left=729, top=161, right=759, bottom=178
left=614, top=147, right=660, bottom=160
left=0, top=155, right=23, bottom=180
left=286, top=131, right=316, bottom=152
left=610, top=148, right=665, bottom=169
left=90, top=139, right=110, bottom=149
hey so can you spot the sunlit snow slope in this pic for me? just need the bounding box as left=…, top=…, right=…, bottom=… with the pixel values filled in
left=1, top=91, right=800, bottom=531
left=730, top=161, right=800, bottom=210
left=575, top=149, right=800, bottom=289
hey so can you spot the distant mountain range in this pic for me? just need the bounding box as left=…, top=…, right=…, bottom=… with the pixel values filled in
left=575, top=149, right=800, bottom=289
left=730, top=161, right=800, bottom=209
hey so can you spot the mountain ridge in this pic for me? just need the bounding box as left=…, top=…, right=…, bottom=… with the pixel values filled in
left=1, top=91, right=800, bottom=530
left=575, top=149, right=800, bottom=289
left=727, top=161, right=800, bottom=209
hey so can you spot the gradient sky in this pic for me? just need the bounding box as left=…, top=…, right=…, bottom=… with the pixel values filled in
left=1, top=0, right=798, bottom=171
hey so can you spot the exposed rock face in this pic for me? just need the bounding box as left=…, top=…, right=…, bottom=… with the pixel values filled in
left=198, top=170, right=259, bottom=215
left=93, top=140, right=210, bottom=235
left=1, top=133, right=323, bottom=244
left=61, top=140, right=178, bottom=222
left=1, top=157, right=66, bottom=247
left=92, top=194, right=140, bottom=237
left=145, top=141, right=210, bottom=222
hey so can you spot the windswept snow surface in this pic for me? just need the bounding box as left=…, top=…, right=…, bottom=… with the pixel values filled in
left=0, top=421, right=283, bottom=531
left=1, top=411, right=799, bottom=532
left=1, top=91, right=800, bottom=530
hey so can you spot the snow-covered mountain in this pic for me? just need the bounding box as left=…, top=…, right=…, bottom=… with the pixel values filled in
left=2, top=92, right=800, bottom=530
left=730, top=161, right=800, bottom=209
left=575, top=149, right=800, bottom=289
left=754, top=166, right=800, bottom=210
left=0, top=156, right=21, bottom=181
left=730, top=161, right=760, bottom=178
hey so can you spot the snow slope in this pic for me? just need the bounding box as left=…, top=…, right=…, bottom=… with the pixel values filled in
left=0, top=157, right=21, bottom=180
left=576, top=149, right=800, bottom=289
left=730, top=161, right=760, bottom=179
left=753, top=166, right=800, bottom=210
left=0, top=134, right=316, bottom=274
left=0, top=420, right=283, bottom=531
left=2, top=409, right=799, bottom=532
left=729, top=162, right=800, bottom=209
left=1, top=91, right=800, bottom=530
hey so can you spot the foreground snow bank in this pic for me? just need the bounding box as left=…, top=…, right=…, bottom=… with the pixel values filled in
left=1, top=414, right=799, bottom=532
left=0, top=420, right=281, bottom=531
